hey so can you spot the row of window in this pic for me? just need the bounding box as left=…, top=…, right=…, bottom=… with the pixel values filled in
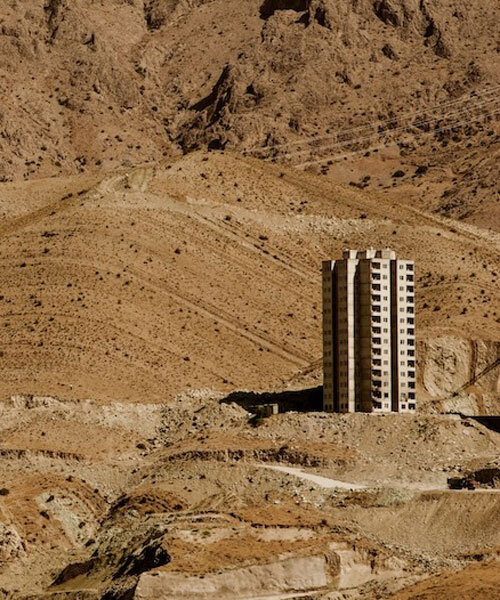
left=377, top=338, right=413, bottom=347
left=372, top=263, right=414, bottom=271
left=372, top=359, right=415, bottom=367
left=372, top=263, right=414, bottom=270
left=371, top=283, right=414, bottom=293
left=372, top=295, right=414, bottom=303
left=373, top=305, right=415, bottom=313
left=374, top=316, right=415, bottom=324
left=325, top=311, right=414, bottom=326
left=372, top=369, right=415, bottom=377
left=372, top=326, right=414, bottom=335
left=373, top=380, right=416, bottom=389
left=326, top=403, right=416, bottom=412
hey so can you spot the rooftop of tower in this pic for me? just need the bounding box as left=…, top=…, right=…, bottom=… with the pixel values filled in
left=342, top=248, right=397, bottom=259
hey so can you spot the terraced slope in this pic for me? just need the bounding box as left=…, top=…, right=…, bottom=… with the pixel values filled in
left=3, top=393, right=500, bottom=598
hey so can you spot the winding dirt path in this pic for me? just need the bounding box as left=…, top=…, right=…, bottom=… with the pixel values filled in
left=261, top=465, right=366, bottom=490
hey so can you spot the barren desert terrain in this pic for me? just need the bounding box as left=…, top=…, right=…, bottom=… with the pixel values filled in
left=0, top=1, right=500, bottom=598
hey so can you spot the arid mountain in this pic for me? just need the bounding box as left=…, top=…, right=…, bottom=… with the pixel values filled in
left=1, top=2, right=500, bottom=599
left=1, top=0, right=500, bottom=227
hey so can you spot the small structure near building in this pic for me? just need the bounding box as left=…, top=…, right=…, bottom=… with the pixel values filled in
left=249, top=403, right=279, bottom=418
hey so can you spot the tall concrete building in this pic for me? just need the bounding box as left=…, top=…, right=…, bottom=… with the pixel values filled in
left=322, top=249, right=416, bottom=413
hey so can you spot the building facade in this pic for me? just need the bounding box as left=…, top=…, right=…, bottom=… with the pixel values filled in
left=322, top=249, right=416, bottom=413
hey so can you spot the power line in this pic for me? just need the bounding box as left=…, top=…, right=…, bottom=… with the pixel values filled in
left=270, top=95, right=500, bottom=163
left=293, top=106, right=500, bottom=168
left=295, top=110, right=500, bottom=169
left=244, top=84, right=500, bottom=156
left=247, top=84, right=500, bottom=154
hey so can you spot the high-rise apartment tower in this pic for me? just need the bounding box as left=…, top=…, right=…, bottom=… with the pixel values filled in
left=322, top=249, right=416, bottom=413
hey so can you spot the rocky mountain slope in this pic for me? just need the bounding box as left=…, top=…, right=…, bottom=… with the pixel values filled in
left=1, top=0, right=500, bottom=228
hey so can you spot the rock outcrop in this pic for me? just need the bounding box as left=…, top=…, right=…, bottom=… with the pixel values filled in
left=418, top=337, right=500, bottom=414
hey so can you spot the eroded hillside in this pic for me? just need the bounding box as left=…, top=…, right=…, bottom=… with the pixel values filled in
left=1, top=3, right=499, bottom=597
left=0, top=152, right=498, bottom=407
left=2, top=393, right=500, bottom=598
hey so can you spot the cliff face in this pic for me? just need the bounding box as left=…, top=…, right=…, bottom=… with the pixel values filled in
left=3, top=392, right=500, bottom=597
left=418, top=337, right=500, bottom=414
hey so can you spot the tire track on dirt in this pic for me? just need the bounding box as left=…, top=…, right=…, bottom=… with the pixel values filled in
left=125, top=265, right=311, bottom=368
left=140, top=211, right=315, bottom=304
left=164, top=191, right=316, bottom=284
left=0, top=188, right=93, bottom=239
left=0, top=181, right=311, bottom=370
left=199, top=213, right=317, bottom=284
left=279, top=165, right=500, bottom=257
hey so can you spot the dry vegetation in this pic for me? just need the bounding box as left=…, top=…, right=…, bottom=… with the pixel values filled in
left=0, top=1, right=499, bottom=598
left=2, top=393, right=500, bottom=599
left=1, top=0, right=500, bottom=227
left=0, top=152, right=498, bottom=407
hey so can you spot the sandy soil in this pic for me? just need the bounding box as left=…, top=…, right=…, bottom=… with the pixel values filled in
left=0, top=152, right=498, bottom=408
left=0, top=3, right=499, bottom=597
left=389, top=561, right=500, bottom=599
left=1, top=394, right=500, bottom=598
left=261, top=465, right=366, bottom=490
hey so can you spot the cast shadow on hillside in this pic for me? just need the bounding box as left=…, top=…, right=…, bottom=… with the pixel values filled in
left=221, top=386, right=323, bottom=414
